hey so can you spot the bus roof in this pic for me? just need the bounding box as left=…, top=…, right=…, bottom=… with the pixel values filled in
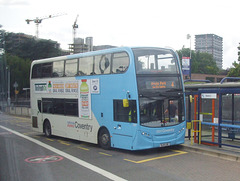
left=31, top=46, right=175, bottom=65
left=185, top=82, right=240, bottom=90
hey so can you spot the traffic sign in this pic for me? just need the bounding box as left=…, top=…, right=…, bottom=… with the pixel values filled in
left=13, top=81, right=18, bottom=88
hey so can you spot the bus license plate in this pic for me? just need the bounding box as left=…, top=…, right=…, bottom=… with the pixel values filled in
left=160, top=143, right=170, bottom=147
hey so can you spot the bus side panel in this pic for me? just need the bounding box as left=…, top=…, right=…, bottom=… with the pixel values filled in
left=89, top=52, right=139, bottom=150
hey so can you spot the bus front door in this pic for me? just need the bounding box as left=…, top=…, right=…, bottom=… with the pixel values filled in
left=111, top=100, right=138, bottom=150
left=37, top=99, right=43, bottom=126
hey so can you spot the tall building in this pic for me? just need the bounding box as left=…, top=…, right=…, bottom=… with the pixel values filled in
left=69, top=37, right=93, bottom=54
left=195, top=34, right=223, bottom=69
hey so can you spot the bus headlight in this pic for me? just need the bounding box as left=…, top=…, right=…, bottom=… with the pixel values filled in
left=141, top=131, right=151, bottom=138
left=178, top=127, right=185, bottom=134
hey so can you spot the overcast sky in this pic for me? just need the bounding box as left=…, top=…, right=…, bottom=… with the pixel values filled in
left=0, top=0, right=239, bottom=69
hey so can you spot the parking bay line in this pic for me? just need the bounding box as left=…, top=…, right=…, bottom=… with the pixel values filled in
left=99, top=152, right=112, bottom=157
left=124, top=150, right=188, bottom=164
left=0, top=125, right=127, bottom=181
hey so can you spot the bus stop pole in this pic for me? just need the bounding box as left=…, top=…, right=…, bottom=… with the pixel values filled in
left=218, top=92, right=222, bottom=148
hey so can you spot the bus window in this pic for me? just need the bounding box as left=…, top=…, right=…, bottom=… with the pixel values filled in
left=42, top=63, right=52, bottom=78
left=53, top=99, right=65, bottom=115
left=65, top=59, right=78, bottom=77
left=112, top=52, right=129, bottom=73
left=42, top=98, right=53, bottom=114
left=157, top=54, right=178, bottom=73
left=114, top=100, right=137, bottom=123
left=32, top=64, right=42, bottom=78
left=94, top=54, right=111, bottom=74
left=134, top=48, right=178, bottom=74
left=37, top=100, right=42, bottom=113
left=52, top=61, right=64, bottom=77
left=140, top=98, right=184, bottom=127
left=65, top=99, right=78, bottom=116
left=79, top=56, right=94, bottom=75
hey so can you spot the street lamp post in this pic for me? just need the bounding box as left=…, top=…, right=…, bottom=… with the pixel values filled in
left=6, top=66, right=10, bottom=106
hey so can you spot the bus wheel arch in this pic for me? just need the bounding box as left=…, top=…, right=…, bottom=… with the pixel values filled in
left=98, top=127, right=111, bottom=150
left=43, top=119, right=52, bottom=137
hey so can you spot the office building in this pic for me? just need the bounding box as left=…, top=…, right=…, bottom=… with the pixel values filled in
left=195, top=34, right=223, bottom=69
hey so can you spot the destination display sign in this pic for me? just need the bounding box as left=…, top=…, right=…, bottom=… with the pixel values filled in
left=146, top=81, right=176, bottom=89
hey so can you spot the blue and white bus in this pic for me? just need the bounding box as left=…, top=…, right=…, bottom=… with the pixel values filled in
left=30, top=47, right=186, bottom=150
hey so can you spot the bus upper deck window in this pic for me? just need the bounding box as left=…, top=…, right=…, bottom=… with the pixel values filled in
left=112, top=52, right=129, bottom=74
left=94, top=54, right=111, bottom=75
left=65, top=59, right=78, bottom=77
left=32, top=64, right=42, bottom=78
left=42, top=63, right=52, bottom=78
left=79, top=56, right=94, bottom=75
left=53, top=61, right=64, bottom=77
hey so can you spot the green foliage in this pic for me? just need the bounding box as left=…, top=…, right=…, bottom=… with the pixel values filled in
left=4, top=32, right=64, bottom=97
left=238, top=44, right=240, bottom=62
left=177, top=48, right=220, bottom=75
left=227, top=61, right=240, bottom=77
left=5, top=33, right=62, bottom=60
left=6, top=54, right=31, bottom=95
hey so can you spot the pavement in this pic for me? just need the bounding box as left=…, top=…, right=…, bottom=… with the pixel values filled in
left=182, top=138, right=240, bottom=162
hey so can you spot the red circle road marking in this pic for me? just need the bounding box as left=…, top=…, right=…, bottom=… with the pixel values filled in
left=25, top=156, right=64, bottom=163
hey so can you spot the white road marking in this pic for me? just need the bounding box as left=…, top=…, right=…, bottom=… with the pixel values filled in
left=0, top=125, right=127, bottom=181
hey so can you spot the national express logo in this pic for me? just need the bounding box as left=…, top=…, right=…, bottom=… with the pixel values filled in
left=67, top=121, right=93, bottom=132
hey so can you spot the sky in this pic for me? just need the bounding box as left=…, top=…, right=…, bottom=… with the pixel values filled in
left=0, top=0, right=239, bottom=69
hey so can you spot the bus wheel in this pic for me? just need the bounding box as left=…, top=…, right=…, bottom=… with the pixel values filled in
left=44, top=120, right=52, bottom=138
left=98, top=128, right=111, bottom=150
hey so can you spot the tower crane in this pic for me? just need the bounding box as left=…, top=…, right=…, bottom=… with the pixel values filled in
left=72, top=14, right=79, bottom=44
left=26, top=13, right=66, bottom=38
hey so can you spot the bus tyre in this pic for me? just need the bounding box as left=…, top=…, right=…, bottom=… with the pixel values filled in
left=44, top=121, right=52, bottom=138
left=98, top=128, right=111, bottom=150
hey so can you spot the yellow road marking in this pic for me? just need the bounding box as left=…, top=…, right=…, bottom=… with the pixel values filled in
left=23, top=132, right=36, bottom=135
left=99, top=152, right=112, bottom=157
left=57, top=140, right=71, bottom=146
left=124, top=150, right=188, bottom=164
left=46, top=138, right=54, bottom=142
left=77, top=146, right=89, bottom=151
left=15, top=120, right=30, bottom=123
left=12, top=116, right=30, bottom=121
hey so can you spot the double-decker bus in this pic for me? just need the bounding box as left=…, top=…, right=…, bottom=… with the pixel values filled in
left=30, top=47, right=186, bottom=150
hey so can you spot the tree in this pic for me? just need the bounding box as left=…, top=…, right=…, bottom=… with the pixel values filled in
left=5, top=32, right=63, bottom=60
left=238, top=43, right=240, bottom=62
left=6, top=54, right=31, bottom=96
left=4, top=32, right=65, bottom=97
left=227, top=61, right=240, bottom=77
left=177, top=48, right=220, bottom=75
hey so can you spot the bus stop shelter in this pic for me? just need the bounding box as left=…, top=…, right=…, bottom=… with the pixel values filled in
left=185, top=78, right=240, bottom=149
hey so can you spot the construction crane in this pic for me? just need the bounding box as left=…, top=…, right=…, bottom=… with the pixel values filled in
left=72, top=14, right=79, bottom=44
left=26, top=13, right=66, bottom=38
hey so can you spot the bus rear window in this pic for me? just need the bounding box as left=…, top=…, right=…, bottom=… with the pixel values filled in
left=32, top=63, right=53, bottom=78
left=32, top=64, right=42, bottom=78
